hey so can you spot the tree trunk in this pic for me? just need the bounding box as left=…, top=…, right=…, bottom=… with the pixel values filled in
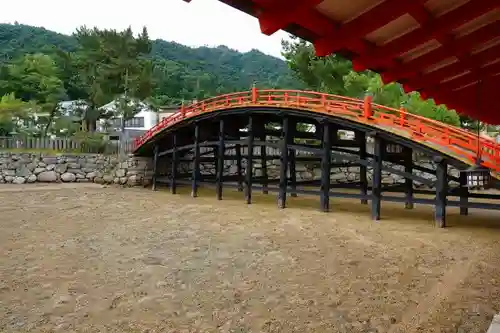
left=43, top=106, right=57, bottom=137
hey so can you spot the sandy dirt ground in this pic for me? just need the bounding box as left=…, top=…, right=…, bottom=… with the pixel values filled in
left=0, top=184, right=500, bottom=333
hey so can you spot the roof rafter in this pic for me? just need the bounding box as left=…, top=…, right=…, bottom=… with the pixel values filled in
left=352, top=0, right=499, bottom=71
left=313, top=0, right=428, bottom=56
left=406, top=44, right=500, bottom=91
left=381, top=21, right=500, bottom=82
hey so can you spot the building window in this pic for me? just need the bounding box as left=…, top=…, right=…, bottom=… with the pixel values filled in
left=125, top=117, right=145, bottom=128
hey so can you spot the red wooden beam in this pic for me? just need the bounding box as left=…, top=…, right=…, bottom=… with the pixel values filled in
left=434, top=64, right=500, bottom=92
left=429, top=88, right=498, bottom=122
left=429, top=83, right=498, bottom=103
left=435, top=94, right=498, bottom=123
left=258, top=0, right=324, bottom=35
left=405, top=44, right=500, bottom=91
left=381, top=21, right=500, bottom=83
left=313, top=0, right=428, bottom=56
left=352, top=0, right=499, bottom=71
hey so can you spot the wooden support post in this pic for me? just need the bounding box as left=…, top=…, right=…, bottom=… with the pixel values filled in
left=261, top=130, right=268, bottom=194
left=216, top=119, right=225, bottom=200
left=170, top=134, right=177, bottom=194
left=320, top=121, right=331, bottom=212
left=235, top=144, right=243, bottom=191
left=152, top=144, right=159, bottom=191
left=459, top=171, right=469, bottom=216
left=371, top=135, right=383, bottom=221
left=403, top=146, right=414, bottom=209
left=277, top=117, right=289, bottom=209
left=245, top=116, right=254, bottom=204
left=213, top=145, right=219, bottom=179
left=289, top=119, right=297, bottom=197
left=358, top=132, right=368, bottom=204
left=191, top=124, right=200, bottom=198
left=435, top=157, right=448, bottom=228
left=289, top=149, right=297, bottom=197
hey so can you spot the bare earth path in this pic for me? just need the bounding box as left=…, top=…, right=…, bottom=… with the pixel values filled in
left=0, top=184, right=499, bottom=333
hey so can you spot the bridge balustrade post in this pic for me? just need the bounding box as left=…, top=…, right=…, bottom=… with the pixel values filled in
left=278, top=117, right=289, bottom=209
left=180, top=104, right=186, bottom=119
left=434, top=157, right=448, bottom=228
left=371, top=135, right=384, bottom=221
left=216, top=119, right=225, bottom=200
left=404, top=146, right=414, bottom=209
left=363, top=95, right=373, bottom=118
left=320, top=121, right=331, bottom=212
left=152, top=144, right=159, bottom=191
left=191, top=124, right=200, bottom=198
left=170, top=134, right=178, bottom=194
left=245, top=116, right=254, bottom=204
left=251, top=87, right=258, bottom=103
left=400, top=108, right=406, bottom=127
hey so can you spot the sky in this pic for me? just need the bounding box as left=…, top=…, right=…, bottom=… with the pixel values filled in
left=0, top=0, right=291, bottom=59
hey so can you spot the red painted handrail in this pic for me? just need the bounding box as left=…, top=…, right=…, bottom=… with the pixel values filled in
left=134, top=89, right=500, bottom=173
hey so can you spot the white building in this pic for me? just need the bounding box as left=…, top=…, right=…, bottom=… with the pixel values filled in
left=97, top=99, right=158, bottom=134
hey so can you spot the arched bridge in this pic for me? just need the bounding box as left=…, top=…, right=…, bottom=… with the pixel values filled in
left=133, top=89, right=500, bottom=227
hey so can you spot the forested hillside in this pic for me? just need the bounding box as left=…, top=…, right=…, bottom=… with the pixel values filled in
left=0, top=23, right=303, bottom=104
left=0, top=23, right=491, bottom=135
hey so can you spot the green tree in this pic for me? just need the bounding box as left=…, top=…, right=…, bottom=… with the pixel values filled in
left=0, top=93, right=32, bottom=135
left=71, top=26, right=154, bottom=133
left=282, top=36, right=351, bottom=94
left=0, top=53, right=66, bottom=134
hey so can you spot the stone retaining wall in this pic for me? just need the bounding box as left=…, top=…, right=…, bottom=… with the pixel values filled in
left=0, top=151, right=464, bottom=190
left=0, top=152, right=152, bottom=186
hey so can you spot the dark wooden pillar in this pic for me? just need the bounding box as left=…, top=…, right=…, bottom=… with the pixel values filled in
left=260, top=129, right=268, bottom=194
left=152, top=144, right=159, bottom=191
left=371, top=135, right=384, bottom=221
left=216, top=119, right=225, bottom=200
left=358, top=132, right=368, bottom=204
left=435, top=157, right=448, bottom=228
left=277, top=117, right=289, bottom=209
left=170, top=134, right=177, bottom=194
left=213, top=145, right=219, bottom=181
left=245, top=116, right=254, bottom=204
left=289, top=149, right=297, bottom=197
left=288, top=119, right=297, bottom=197
left=403, top=146, right=414, bottom=209
left=191, top=124, right=200, bottom=198
left=235, top=144, right=243, bottom=191
left=320, top=121, right=331, bottom=212
left=459, top=171, right=469, bottom=216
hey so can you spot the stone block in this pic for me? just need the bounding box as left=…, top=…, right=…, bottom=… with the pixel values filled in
left=3, top=169, right=16, bottom=176
left=37, top=171, right=58, bottom=182
left=54, top=164, right=68, bottom=174
left=12, top=176, right=26, bottom=184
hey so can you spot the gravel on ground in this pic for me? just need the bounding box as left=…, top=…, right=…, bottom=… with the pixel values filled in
left=0, top=184, right=499, bottom=332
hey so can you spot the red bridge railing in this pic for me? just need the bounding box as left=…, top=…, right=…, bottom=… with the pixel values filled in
left=134, top=89, right=500, bottom=173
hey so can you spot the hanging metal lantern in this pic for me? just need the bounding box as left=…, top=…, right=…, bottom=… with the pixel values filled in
left=461, top=164, right=491, bottom=189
